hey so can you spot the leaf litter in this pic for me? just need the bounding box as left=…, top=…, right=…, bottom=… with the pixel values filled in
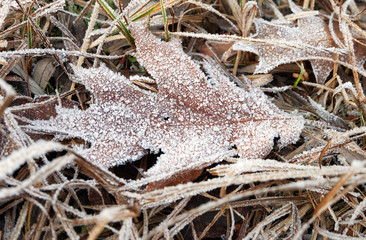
left=1, top=0, right=366, bottom=239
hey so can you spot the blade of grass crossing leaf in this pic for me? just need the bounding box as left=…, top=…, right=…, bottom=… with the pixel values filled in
left=118, top=19, right=135, bottom=47
left=97, top=0, right=135, bottom=47
left=129, top=0, right=155, bottom=18
left=130, top=0, right=181, bottom=22
left=293, top=62, right=304, bottom=88
left=160, top=0, right=170, bottom=41
left=71, top=2, right=100, bottom=96
left=97, top=0, right=117, bottom=21
left=131, top=8, right=154, bottom=22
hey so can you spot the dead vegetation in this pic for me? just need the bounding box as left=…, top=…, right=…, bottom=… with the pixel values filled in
left=1, top=0, right=366, bottom=239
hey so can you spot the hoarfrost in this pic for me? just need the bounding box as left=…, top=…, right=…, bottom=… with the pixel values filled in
left=29, top=23, right=304, bottom=178
left=0, top=0, right=12, bottom=29
left=308, top=98, right=346, bottom=127
left=232, top=11, right=366, bottom=84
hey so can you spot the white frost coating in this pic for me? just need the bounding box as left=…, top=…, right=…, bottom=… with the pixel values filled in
left=261, top=86, right=291, bottom=92
left=0, top=141, right=65, bottom=180
left=186, top=0, right=239, bottom=32
left=0, top=77, right=16, bottom=97
left=333, top=81, right=357, bottom=96
left=0, top=0, right=12, bottom=30
left=97, top=206, right=134, bottom=222
left=349, top=196, right=366, bottom=225
left=243, top=203, right=292, bottom=240
left=329, top=13, right=346, bottom=49
left=130, top=75, right=155, bottom=84
left=122, top=0, right=151, bottom=16
left=0, top=48, right=122, bottom=59
left=308, top=98, right=344, bottom=125
left=33, top=0, right=65, bottom=20
left=210, top=158, right=319, bottom=176
left=287, top=0, right=302, bottom=14
left=232, top=12, right=366, bottom=84
left=30, top=23, right=304, bottom=178
left=0, top=153, right=73, bottom=199
left=291, top=127, right=366, bottom=164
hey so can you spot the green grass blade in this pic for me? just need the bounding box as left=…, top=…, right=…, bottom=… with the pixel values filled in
left=293, top=63, right=304, bottom=89
left=27, top=21, right=32, bottom=48
left=131, top=8, right=155, bottom=22
left=97, top=0, right=135, bottom=47
left=160, top=0, right=170, bottom=41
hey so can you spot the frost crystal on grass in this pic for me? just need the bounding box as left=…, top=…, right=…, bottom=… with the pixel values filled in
left=29, top=23, right=304, bottom=177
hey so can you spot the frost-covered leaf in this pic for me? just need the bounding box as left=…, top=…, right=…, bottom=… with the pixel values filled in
left=28, top=23, right=304, bottom=178
left=0, top=0, right=12, bottom=30
left=233, top=14, right=366, bottom=84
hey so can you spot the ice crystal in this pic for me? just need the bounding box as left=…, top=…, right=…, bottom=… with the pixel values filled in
left=233, top=15, right=366, bottom=84
left=30, top=23, right=304, bottom=177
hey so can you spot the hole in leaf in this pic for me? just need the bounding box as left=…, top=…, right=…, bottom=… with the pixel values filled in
left=272, top=136, right=281, bottom=152
left=113, top=149, right=164, bottom=180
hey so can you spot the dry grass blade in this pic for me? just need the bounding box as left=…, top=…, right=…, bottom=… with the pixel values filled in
left=1, top=0, right=366, bottom=239
left=0, top=149, right=75, bottom=199
left=87, top=206, right=140, bottom=240
left=70, top=1, right=100, bottom=94
left=313, top=172, right=353, bottom=217
left=0, top=141, right=66, bottom=180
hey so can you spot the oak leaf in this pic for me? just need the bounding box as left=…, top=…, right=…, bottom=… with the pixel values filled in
left=29, top=23, right=304, bottom=178
left=233, top=15, right=366, bottom=84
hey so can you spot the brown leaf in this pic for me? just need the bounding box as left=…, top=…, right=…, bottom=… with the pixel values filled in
left=14, top=96, right=78, bottom=121
left=28, top=23, right=304, bottom=180
left=145, top=168, right=203, bottom=191
left=233, top=15, right=366, bottom=84
left=0, top=96, right=77, bottom=156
